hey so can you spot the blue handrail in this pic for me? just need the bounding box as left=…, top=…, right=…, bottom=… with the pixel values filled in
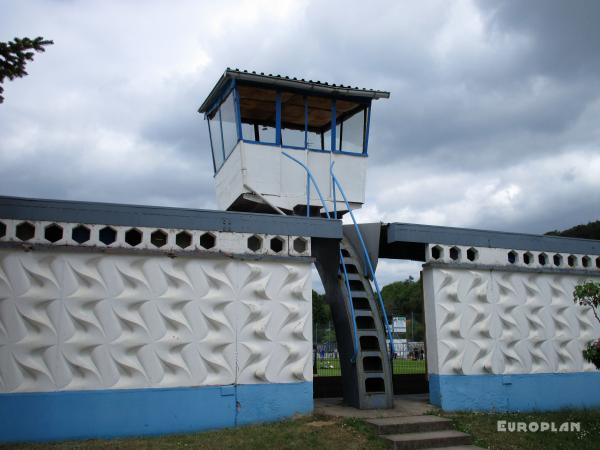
left=281, top=152, right=360, bottom=361
left=281, top=152, right=330, bottom=219
left=330, top=162, right=395, bottom=357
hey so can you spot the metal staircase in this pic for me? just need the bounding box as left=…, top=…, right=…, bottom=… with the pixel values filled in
left=338, top=236, right=394, bottom=409
left=281, top=151, right=394, bottom=409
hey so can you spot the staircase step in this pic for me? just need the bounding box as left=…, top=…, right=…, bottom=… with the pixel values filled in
left=341, top=257, right=358, bottom=265
left=349, top=289, right=367, bottom=297
left=357, top=330, right=378, bottom=337
left=366, top=415, right=453, bottom=435
left=360, top=350, right=384, bottom=358
left=422, top=446, right=486, bottom=450
left=345, top=273, right=362, bottom=281
left=383, top=430, right=472, bottom=450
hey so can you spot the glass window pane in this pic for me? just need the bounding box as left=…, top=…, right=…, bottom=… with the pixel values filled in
left=258, top=124, right=276, bottom=143
left=242, top=123, right=257, bottom=141
left=334, top=99, right=367, bottom=154
left=281, top=92, right=305, bottom=147
left=208, top=110, right=224, bottom=171
left=307, top=96, right=332, bottom=151
left=306, top=130, right=321, bottom=149
left=238, top=85, right=277, bottom=144
left=339, top=107, right=366, bottom=153
left=220, top=92, right=238, bottom=157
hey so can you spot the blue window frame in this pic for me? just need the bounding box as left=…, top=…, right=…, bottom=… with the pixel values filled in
left=220, top=92, right=238, bottom=158
left=205, top=81, right=241, bottom=173
left=238, top=85, right=277, bottom=145
left=207, top=108, right=224, bottom=171
left=206, top=82, right=372, bottom=173
left=280, top=91, right=308, bottom=149
left=336, top=104, right=370, bottom=154
left=306, top=95, right=334, bottom=152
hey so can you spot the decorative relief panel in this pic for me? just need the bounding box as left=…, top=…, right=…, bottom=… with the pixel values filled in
left=0, top=249, right=312, bottom=393
left=424, top=267, right=600, bottom=376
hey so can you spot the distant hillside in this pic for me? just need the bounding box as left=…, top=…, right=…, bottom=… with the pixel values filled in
left=545, top=220, right=600, bottom=240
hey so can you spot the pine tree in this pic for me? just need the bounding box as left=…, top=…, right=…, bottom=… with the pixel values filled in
left=0, top=36, right=53, bottom=103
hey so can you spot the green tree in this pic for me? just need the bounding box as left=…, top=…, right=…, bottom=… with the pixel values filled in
left=0, top=36, right=53, bottom=103
left=380, top=276, right=424, bottom=341
left=312, top=290, right=330, bottom=326
left=381, top=276, right=422, bottom=314
left=312, top=290, right=336, bottom=344
left=546, top=220, right=600, bottom=240
left=573, top=281, right=600, bottom=369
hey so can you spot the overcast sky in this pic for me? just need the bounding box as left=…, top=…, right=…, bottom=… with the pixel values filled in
left=1, top=0, right=599, bottom=285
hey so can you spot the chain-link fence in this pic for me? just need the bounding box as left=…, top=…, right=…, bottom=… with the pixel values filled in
left=313, top=342, right=426, bottom=377
left=391, top=341, right=426, bottom=375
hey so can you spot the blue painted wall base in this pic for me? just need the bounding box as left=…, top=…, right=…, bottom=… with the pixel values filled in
left=429, top=372, right=600, bottom=412
left=0, top=382, right=313, bottom=443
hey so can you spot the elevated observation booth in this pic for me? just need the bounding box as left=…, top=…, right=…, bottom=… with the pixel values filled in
left=198, top=69, right=389, bottom=216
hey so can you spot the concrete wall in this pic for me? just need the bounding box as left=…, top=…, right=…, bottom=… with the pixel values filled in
left=0, top=216, right=315, bottom=442
left=423, top=243, right=600, bottom=412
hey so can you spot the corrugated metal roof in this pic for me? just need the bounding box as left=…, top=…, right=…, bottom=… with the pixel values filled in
left=198, top=68, right=390, bottom=113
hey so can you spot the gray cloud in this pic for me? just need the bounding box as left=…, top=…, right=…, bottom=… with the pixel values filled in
left=1, top=0, right=599, bottom=277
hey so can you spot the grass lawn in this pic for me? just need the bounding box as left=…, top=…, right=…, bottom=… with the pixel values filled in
left=316, top=358, right=425, bottom=376
left=4, top=409, right=600, bottom=449
left=0, top=416, right=388, bottom=450
left=444, top=409, right=600, bottom=450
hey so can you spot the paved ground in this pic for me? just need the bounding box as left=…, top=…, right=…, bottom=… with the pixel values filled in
left=315, top=395, right=484, bottom=449
left=314, top=394, right=437, bottom=419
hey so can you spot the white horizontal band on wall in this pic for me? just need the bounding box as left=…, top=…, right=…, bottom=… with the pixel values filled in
left=0, top=219, right=311, bottom=258
left=425, top=243, right=600, bottom=272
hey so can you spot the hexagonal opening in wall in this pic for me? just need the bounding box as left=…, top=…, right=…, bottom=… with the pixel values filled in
left=431, top=245, right=443, bottom=260
left=175, top=231, right=192, bottom=249
left=553, top=254, right=563, bottom=267
left=508, top=250, right=518, bottom=264
left=538, top=253, right=548, bottom=266
left=449, top=246, right=461, bottom=261
left=150, top=229, right=168, bottom=248
left=72, top=225, right=91, bottom=244
left=568, top=255, right=578, bottom=267
left=199, top=232, right=216, bottom=249
left=44, top=223, right=64, bottom=243
left=582, top=256, right=591, bottom=268
left=270, top=236, right=284, bottom=253
left=16, top=222, right=35, bottom=241
left=99, top=226, right=117, bottom=245
left=247, top=235, right=262, bottom=252
left=293, top=237, right=308, bottom=253
left=466, top=247, right=478, bottom=262
left=0, top=221, right=6, bottom=238
left=523, top=252, right=533, bottom=265
left=125, top=228, right=143, bottom=247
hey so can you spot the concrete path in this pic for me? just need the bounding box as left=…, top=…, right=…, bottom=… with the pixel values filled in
left=315, top=394, right=435, bottom=419
left=314, top=394, right=486, bottom=450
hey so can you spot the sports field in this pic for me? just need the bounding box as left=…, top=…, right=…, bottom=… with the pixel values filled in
left=315, top=357, right=426, bottom=376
